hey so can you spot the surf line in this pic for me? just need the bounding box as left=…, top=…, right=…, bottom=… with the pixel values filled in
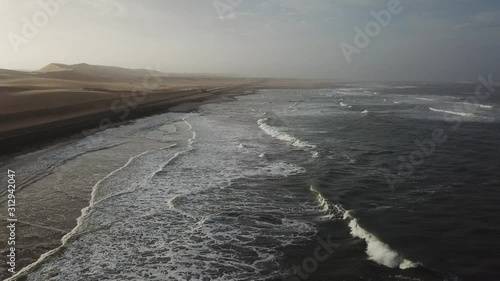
left=91, top=144, right=178, bottom=207
left=164, top=115, right=199, bottom=217
left=5, top=145, right=177, bottom=280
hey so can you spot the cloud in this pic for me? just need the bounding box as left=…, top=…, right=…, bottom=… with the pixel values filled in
left=1, top=0, right=498, bottom=81
left=339, top=0, right=377, bottom=7
left=0, top=1, right=13, bottom=15
left=454, top=10, right=500, bottom=29
left=473, top=11, right=500, bottom=25
left=79, top=0, right=128, bottom=17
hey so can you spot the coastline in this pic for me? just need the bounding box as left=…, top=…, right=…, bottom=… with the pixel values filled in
left=0, top=85, right=258, bottom=280
left=0, top=80, right=340, bottom=280
left=0, top=77, right=340, bottom=158
left=0, top=82, right=257, bottom=158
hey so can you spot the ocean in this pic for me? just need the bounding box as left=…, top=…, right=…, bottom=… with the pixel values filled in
left=6, top=83, right=500, bottom=280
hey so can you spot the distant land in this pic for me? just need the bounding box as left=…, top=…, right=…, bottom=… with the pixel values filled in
left=36, top=63, right=242, bottom=80
left=38, top=63, right=166, bottom=78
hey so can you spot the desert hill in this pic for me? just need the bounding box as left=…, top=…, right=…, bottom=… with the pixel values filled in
left=38, top=63, right=166, bottom=80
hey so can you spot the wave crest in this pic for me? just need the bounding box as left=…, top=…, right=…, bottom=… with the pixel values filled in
left=310, top=185, right=419, bottom=270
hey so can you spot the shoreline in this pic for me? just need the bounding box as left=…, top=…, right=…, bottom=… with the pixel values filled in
left=0, top=85, right=261, bottom=280
left=0, top=82, right=340, bottom=280
left=0, top=77, right=340, bottom=159
left=0, top=83, right=258, bottom=159
left=0, top=80, right=344, bottom=280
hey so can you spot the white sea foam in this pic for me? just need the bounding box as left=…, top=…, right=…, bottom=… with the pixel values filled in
left=416, top=97, right=434, bottom=101
left=158, top=124, right=177, bottom=133
left=19, top=109, right=319, bottom=281
left=394, top=86, right=418, bottom=89
left=343, top=154, right=356, bottom=163
left=7, top=144, right=180, bottom=281
left=335, top=90, right=371, bottom=97
left=264, top=161, right=307, bottom=176
left=309, top=185, right=345, bottom=220
left=429, top=107, right=475, bottom=117
left=362, top=110, right=369, bottom=114
left=340, top=102, right=348, bottom=107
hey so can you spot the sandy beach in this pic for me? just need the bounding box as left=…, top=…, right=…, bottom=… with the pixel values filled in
left=0, top=65, right=338, bottom=157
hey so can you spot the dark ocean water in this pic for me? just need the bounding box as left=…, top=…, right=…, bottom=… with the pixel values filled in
left=255, top=83, right=500, bottom=281
left=7, top=82, right=500, bottom=281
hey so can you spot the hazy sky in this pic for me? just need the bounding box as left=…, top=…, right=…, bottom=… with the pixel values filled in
left=1, top=0, right=499, bottom=81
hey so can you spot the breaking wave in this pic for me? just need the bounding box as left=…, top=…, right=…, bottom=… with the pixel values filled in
left=462, top=102, right=493, bottom=109
left=343, top=211, right=419, bottom=270
left=479, top=104, right=493, bottom=109
left=310, top=185, right=419, bottom=270
left=257, top=118, right=319, bottom=158
left=416, top=97, right=434, bottom=101
left=429, top=107, right=475, bottom=117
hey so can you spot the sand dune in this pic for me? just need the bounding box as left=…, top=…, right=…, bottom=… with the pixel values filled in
left=38, top=63, right=165, bottom=78
left=0, top=63, right=340, bottom=155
